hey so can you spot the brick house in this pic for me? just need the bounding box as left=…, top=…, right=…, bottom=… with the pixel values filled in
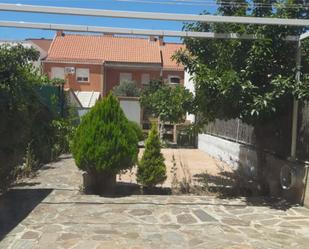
left=43, top=32, right=184, bottom=97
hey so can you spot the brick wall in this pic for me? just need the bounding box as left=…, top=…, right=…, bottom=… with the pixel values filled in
left=43, top=62, right=103, bottom=93
left=105, top=68, right=184, bottom=95
left=43, top=62, right=185, bottom=96
left=104, top=68, right=161, bottom=95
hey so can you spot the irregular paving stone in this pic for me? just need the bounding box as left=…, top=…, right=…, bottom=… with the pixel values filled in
left=193, top=209, right=217, bottom=222
left=94, top=229, right=120, bottom=235
left=146, top=233, right=162, bottom=242
left=159, top=214, right=172, bottom=223
left=171, top=207, right=189, bottom=215
left=129, top=209, right=152, bottom=216
left=220, top=225, right=240, bottom=234
left=176, top=214, right=197, bottom=224
left=38, top=233, right=59, bottom=247
left=162, top=231, right=186, bottom=244
left=221, top=218, right=251, bottom=226
left=124, top=232, right=139, bottom=239
left=21, top=231, right=40, bottom=240
left=258, top=218, right=282, bottom=226
left=188, top=238, right=204, bottom=247
left=3, top=156, right=309, bottom=249
left=72, top=240, right=98, bottom=249
left=58, top=233, right=80, bottom=241
left=57, top=239, right=80, bottom=249
left=11, top=239, right=38, bottom=249
left=227, top=244, right=254, bottom=249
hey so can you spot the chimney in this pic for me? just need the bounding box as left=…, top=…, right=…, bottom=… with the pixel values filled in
left=159, top=36, right=164, bottom=46
left=149, top=35, right=156, bottom=42
left=56, top=30, right=64, bottom=37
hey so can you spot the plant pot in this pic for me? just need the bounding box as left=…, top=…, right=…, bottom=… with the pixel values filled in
left=83, top=171, right=116, bottom=195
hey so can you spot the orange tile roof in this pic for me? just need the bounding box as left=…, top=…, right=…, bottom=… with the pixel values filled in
left=27, top=38, right=53, bottom=52
left=46, top=34, right=183, bottom=70
left=47, top=34, right=162, bottom=64
left=160, top=43, right=184, bottom=71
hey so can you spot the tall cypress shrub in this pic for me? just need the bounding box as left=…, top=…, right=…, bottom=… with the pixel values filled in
left=137, top=123, right=167, bottom=187
left=72, top=94, right=138, bottom=192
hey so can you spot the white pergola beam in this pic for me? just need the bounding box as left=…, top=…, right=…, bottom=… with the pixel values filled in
left=300, top=32, right=309, bottom=41
left=0, top=3, right=308, bottom=27
left=0, top=20, right=299, bottom=41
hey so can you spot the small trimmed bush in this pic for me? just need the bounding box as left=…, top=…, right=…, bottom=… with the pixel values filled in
left=112, top=80, right=140, bottom=97
left=72, top=94, right=138, bottom=178
left=128, top=121, right=144, bottom=141
left=137, top=123, right=167, bottom=187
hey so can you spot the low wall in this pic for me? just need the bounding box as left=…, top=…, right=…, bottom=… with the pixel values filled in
left=198, top=134, right=257, bottom=176
left=198, top=133, right=309, bottom=206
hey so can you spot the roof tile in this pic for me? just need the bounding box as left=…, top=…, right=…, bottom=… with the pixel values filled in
left=46, top=34, right=183, bottom=70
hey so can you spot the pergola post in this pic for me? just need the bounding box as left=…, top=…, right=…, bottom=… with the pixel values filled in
left=290, top=39, right=302, bottom=159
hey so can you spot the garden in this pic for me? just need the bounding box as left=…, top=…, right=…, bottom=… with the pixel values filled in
left=0, top=44, right=76, bottom=193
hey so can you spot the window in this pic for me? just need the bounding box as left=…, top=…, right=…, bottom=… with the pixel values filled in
left=168, top=75, right=181, bottom=84
left=141, top=73, right=150, bottom=85
left=76, top=68, right=89, bottom=82
left=120, top=73, right=132, bottom=83
left=51, top=67, right=64, bottom=79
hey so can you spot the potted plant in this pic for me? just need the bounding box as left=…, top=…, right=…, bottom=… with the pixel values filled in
left=72, top=94, right=138, bottom=194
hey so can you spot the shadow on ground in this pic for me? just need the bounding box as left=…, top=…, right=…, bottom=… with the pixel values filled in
left=87, top=182, right=172, bottom=197
left=193, top=170, right=294, bottom=210
left=0, top=188, right=52, bottom=240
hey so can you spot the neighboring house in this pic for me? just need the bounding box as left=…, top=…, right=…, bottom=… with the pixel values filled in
left=43, top=32, right=184, bottom=96
left=0, top=38, right=52, bottom=69
left=42, top=32, right=184, bottom=128
left=26, top=38, right=53, bottom=68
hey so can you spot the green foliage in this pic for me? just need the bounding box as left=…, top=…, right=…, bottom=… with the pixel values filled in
left=0, top=44, right=71, bottom=192
left=72, top=94, right=138, bottom=175
left=173, top=1, right=309, bottom=125
left=20, top=141, right=38, bottom=178
left=112, top=80, right=140, bottom=97
left=137, top=124, right=167, bottom=187
left=51, top=119, right=76, bottom=158
left=50, top=78, right=65, bottom=86
left=0, top=44, right=51, bottom=191
left=140, top=79, right=193, bottom=123
left=128, top=121, right=144, bottom=141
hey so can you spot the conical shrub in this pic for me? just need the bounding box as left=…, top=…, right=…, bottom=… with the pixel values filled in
left=72, top=94, right=138, bottom=176
left=137, top=123, right=167, bottom=187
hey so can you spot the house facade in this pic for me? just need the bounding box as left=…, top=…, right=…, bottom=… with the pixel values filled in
left=43, top=32, right=184, bottom=98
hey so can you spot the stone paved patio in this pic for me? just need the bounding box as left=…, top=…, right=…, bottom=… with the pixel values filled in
left=1, top=153, right=309, bottom=249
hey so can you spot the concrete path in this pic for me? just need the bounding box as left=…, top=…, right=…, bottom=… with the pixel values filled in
left=1, top=153, right=309, bottom=249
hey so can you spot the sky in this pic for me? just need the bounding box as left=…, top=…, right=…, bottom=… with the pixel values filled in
left=0, top=0, right=218, bottom=42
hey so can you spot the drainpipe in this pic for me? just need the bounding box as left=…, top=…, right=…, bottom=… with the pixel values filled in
left=103, top=62, right=107, bottom=97
left=290, top=39, right=302, bottom=159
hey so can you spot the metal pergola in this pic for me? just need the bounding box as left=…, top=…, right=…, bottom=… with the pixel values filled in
left=0, top=3, right=308, bottom=159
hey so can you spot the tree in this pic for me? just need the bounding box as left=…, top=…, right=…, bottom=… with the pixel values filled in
left=0, top=44, right=60, bottom=190
left=137, top=123, right=167, bottom=187
left=128, top=121, right=144, bottom=141
left=112, top=80, right=140, bottom=97
left=71, top=94, right=138, bottom=193
left=140, top=79, right=193, bottom=138
left=173, top=1, right=309, bottom=193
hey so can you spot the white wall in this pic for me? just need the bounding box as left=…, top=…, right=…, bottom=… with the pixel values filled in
left=184, top=71, right=195, bottom=123
left=198, top=134, right=257, bottom=176
left=120, top=99, right=141, bottom=125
